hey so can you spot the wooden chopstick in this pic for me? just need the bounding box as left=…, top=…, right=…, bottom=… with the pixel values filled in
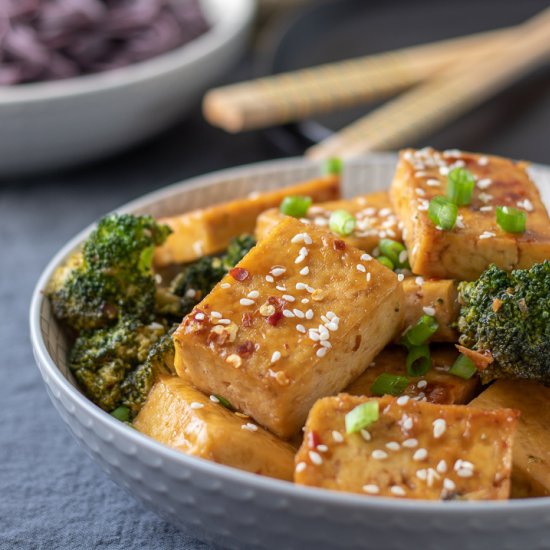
left=203, top=27, right=514, bottom=133
left=306, top=6, right=550, bottom=160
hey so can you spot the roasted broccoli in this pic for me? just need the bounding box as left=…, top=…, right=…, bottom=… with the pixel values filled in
left=49, top=214, right=171, bottom=331
left=223, top=234, right=256, bottom=269
left=458, top=261, right=550, bottom=384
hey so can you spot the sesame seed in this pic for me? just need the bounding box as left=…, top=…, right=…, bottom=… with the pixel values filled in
left=308, top=330, right=321, bottom=342
left=480, top=205, right=493, bottom=212
left=517, top=198, right=534, bottom=212
left=417, top=380, right=428, bottom=389
left=478, top=192, right=493, bottom=204
left=360, top=429, right=371, bottom=441
left=301, top=298, right=310, bottom=304
left=363, top=484, right=380, bottom=494
left=390, top=486, right=406, bottom=496
left=456, top=468, right=473, bottom=478
left=356, top=264, right=366, bottom=273
left=240, top=298, right=255, bottom=306
left=320, top=340, right=332, bottom=349
left=282, top=294, right=296, bottom=302
left=397, top=274, right=405, bottom=282
left=300, top=266, right=310, bottom=276
left=477, top=178, right=492, bottom=190
left=316, top=348, right=328, bottom=358
left=296, top=462, right=307, bottom=473
left=413, top=448, right=428, bottom=461
left=399, top=250, right=408, bottom=264
left=271, top=351, right=281, bottom=363
left=309, top=451, right=323, bottom=465
left=291, top=233, right=306, bottom=243
left=292, top=308, right=304, bottom=319
left=209, top=395, right=220, bottom=403
left=415, top=188, right=426, bottom=196
left=242, top=423, right=258, bottom=432
left=326, top=322, right=338, bottom=332
left=426, top=178, right=441, bottom=187
left=478, top=156, right=489, bottom=166
left=436, top=460, right=447, bottom=474
left=372, top=450, right=388, bottom=460
left=480, top=231, right=496, bottom=240
left=396, top=395, right=410, bottom=406
left=217, top=319, right=231, bottom=325
left=366, top=273, right=372, bottom=282
left=282, top=310, right=295, bottom=318
left=271, top=267, right=286, bottom=277
left=317, top=444, right=329, bottom=453
left=443, top=478, right=456, bottom=491
left=305, top=309, right=314, bottom=320
left=296, top=324, right=306, bottom=334
left=247, top=290, right=260, bottom=299
left=190, top=402, right=204, bottom=409
left=296, top=282, right=307, bottom=290
left=415, top=171, right=428, bottom=178
left=433, top=419, right=447, bottom=439
left=402, top=438, right=418, bottom=448
left=195, top=313, right=205, bottom=321
left=361, top=253, right=373, bottom=261
left=295, top=255, right=306, bottom=264
left=439, top=166, right=450, bottom=176
left=416, top=469, right=427, bottom=480
left=220, top=283, right=231, bottom=289
left=332, top=430, right=344, bottom=443
left=386, top=441, right=401, bottom=451
left=306, top=285, right=315, bottom=294
left=402, top=416, right=413, bottom=431
left=422, top=306, right=436, bottom=316
left=265, top=275, right=274, bottom=283
left=415, top=276, right=424, bottom=286
left=211, top=311, right=222, bottom=319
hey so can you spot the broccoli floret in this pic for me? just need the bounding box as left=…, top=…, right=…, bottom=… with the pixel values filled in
left=49, top=214, right=171, bottom=331
left=169, top=234, right=256, bottom=311
left=458, top=261, right=550, bottom=384
left=70, top=317, right=167, bottom=413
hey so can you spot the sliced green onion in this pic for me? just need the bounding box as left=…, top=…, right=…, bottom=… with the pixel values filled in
left=449, top=354, right=478, bottom=379
left=377, top=256, right=394, bottom=270
left=447, top=168, right=476, bottom=206
left=345, top=401, right=379, bottom=434
left=406, top=344, right=432, bottom=377
left=324, top=157, right=343, bottom=175
left=111, top=406, right=130, bottom=422
left=428, top=196, right=458, bottom=231
left=379, top=238, right=409, bottom=268
left=496, top=206, right=527, bottom=234
left=402, top=315, right=439, bottom=347
left=370, top=373, right=410, bottom=397
left=214, top=395, right=235, bottom=410
left=329, top=209, right=356, bottom=236
left=280, top=195, right=312, bottom=218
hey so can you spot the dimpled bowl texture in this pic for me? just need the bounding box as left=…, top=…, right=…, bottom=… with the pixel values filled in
left=0, top=0, right=254, bottom=177
left=30, top=155, right=550, bottom=550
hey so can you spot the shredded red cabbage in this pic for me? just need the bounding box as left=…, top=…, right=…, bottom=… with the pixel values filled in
left=0, top=0, right=209, bottom=85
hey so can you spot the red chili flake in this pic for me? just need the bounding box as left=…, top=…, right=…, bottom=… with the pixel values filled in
left=229, top=267, right=249, bottom=281
left=333, top=239, right=346, bottom=251
left=308, top=430, right=322, bottom=449
left=242, top=312, right=254, bottom=328
left=267, top=310, right=283, bottom=326
left=236, top=340, right=255, bottom=357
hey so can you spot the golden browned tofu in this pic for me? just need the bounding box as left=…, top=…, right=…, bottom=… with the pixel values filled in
left=390, top=148, right=550, bottom=280
left=154, top=175, right=340, bottom=266
left=345, top=346, right=480, bottom=404
left=471, top=380, right=550, bottom=497
left=402, top=277, right=460, bottom=342
left=174, top=217, right=404, bottom=439
left=134, top=375, right=296, bottom=481
left=256, top=191, right=402, bottom=253
left=295, top=394, right=518, bottom=500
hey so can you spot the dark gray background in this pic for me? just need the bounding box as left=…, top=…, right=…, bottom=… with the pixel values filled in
left=1, top=0, right=549, bottom=548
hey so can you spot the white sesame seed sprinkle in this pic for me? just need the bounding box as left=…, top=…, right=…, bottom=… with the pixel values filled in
left=437, top=460, right=448, bottom=474
left=477, top=178, right=492, bottom=190
left=397, top=395, right=410, bottom=406
left=296, top=462, right=307, bottom=473
left=195, top=313, right=205, bottom=321
left=316, top=347, right=328, bottom=358
left=308, top=330, right=321, bottom=342
left=332, top=430, right=344, bottom=443
left=265, top=275, right=274, bottom=283
left=360, top=429, right=371, bottom=442
left=433, top=419, right=447, bottom=439
left=480, top=205, right=493, bottom=212
left=417, top=380, right=428, bottom=389
left=386, top=441, right=401, bottom=451
left=295, top=254, right=306, bottom=264
left=363, top=484, right=380, bottom=494
left=361, top=253, right=373, bottom=261
left=300, top=266, right=310, bottom=276
left=390, top=486, right=406, bottom=496
left=480, top=231, right=496, bottom=240
left=242, top=423, right=258, bottom=432
left=293, top=308, right=305, bottom=318
left=320, top=340, right=332, bottom=349
left=426, top=178, right=441, bottom=187
left=443, top=478, right=456, bottom=491
left=271, top=351, right=281, bottom=363
left=356, top=264, right=366, bottom=273
left=296, top=324, right=306, bottom=334
left=399, top=250, right=408, bottom=264
left=282, top=294, right=296, bottom=302
left=402, top=416, right=413, bottom=431
left=372, top=450, right=388, bottom=460
left=190, top=402, right=204, bottom=409
left=457, top=468, right=473, bottom=478
left=306, top=309, right=314, bottom=320
left=301, top=298, right=310, bottom=304
left=397, top=274, right=405, bottom=282
left=209, top=395, right=220, bottom=403
left=296, top=282, right=307, bottom=290
left=247, top=290, right=260, bottom=299
left=217, top=319, right=231, bottom=325
left=326, top=322, right=339, bottom=332
left=423, top=306, right=436, bottom=316
left=517, top=198, right=534, bottom=212
left=416, top=469, right=427, bottom=480
left=413, top=448, right=428, bottom=461
left=271, top=267, right=286, bottom=277
left=220, top=283, right=231, bottom=289
left=211, top=311, right=222, bottom=319
left=478, top=156, right=489, bottom=166
left=309, top=451, right=323, bottom=465
left=402, top=438, right=418, bottom=448
left=366, top=272, right=372, bottom=282
left=415, top=276, right=424, bottom=286
left=282, top=309, right=295, bottom=318
left=415, top=188, right=426, bottom=196
left=240, top=298, right=255, bottom=306
left=317, top=444, right=329, bottom=453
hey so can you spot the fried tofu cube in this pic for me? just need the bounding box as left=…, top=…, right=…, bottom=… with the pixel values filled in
left=134, top=375, right=296, bottom=481
left=256, top=191, right=401, bottom=253
left=402, top=277, right=460, bottom=342
left=174, top=217, right=404, bottom=439
left=345, top=346, right=480, bottom=404
left=295, top=394, right=518, bottom=500
left=390, top=148, right=550, bottom=280
left=154, top=175, right=340, bottom=266
left=471, top=380, right=550, bottom=497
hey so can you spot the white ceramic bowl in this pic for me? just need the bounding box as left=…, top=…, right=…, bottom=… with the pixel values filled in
left=0, top=0, right=255, bottom=177
left=30, top=155, right=550, bottom=550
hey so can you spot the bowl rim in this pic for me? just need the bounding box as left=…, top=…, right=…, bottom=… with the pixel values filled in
left=30, top=154, right=550, bottom=514
left=0, top=0, right=255, bottom=104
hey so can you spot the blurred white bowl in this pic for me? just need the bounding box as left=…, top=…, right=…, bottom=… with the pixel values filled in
left=0, top=0, right=255, bottom=177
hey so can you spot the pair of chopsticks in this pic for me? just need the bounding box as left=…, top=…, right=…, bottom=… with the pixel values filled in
left=203, top=6, right=550, bottom=159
